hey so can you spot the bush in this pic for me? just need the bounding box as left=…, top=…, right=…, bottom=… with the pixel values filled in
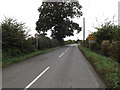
left=3, top=47, right=21, bottom=58
left=101, top=40, right=110, bottom=56
left=108, top=41, right=120, bottom=62
left=80, top=39, right=89, bottom=48
left=51, top=38, right=60, bottom=47
left=37, top=35, right=60, bottom=50
left=21, top=38, right=36, bottom=54
left=38, top=35, right=50, bottom=49
left=1, top=17, right=61, bottom=61
left=1, top=17, right=36, bottom=58
left=90, top=43, right=101, bottom=53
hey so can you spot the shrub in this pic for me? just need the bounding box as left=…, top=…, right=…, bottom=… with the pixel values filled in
left=101, top=40, right=110, bottom=56
left=108, top=41, right=120, bottom=61
left=1, top=17, right=36, bottom=58
left=90, top=43, right=100, bottom=53
left=38, top=35, right=60, bottom=50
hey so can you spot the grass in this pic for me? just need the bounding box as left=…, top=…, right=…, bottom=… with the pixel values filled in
left=2, top=47, right=61, bottom=68
left=78, top=45, right=120, bottom=89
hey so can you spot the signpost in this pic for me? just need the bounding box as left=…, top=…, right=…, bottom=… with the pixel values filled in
left=88, top=34, right=96, bottom=49
left=35, top=33, right=39, bottom=49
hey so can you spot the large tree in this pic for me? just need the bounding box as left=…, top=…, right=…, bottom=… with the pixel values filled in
left=36, top=1, right=82, bottom=43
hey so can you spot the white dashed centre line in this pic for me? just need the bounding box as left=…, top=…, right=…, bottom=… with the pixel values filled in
left=59, top=53, right=64, bottom=58
left=65, top=49, right=68, bottom=52
left=24, top=67, right=50, bottom=89
left=59, top=47, right=69, bottom=58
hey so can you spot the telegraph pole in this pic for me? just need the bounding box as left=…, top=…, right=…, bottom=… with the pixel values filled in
left=83, top=17, right=85, bottom=41
left=118, top=1, right=120, bottom=26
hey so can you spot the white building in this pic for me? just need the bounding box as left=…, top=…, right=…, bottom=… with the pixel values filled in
left=118, top=1, right=120, bottom=26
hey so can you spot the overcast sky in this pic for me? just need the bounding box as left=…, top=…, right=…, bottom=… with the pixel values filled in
left=0, top=0, right=119, bottom=40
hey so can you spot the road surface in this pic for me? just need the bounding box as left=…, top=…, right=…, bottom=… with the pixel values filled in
left=3, top=44, right=106, bottom=89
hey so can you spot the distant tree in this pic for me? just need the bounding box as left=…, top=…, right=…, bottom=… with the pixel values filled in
left=37, top=34, right=60, bottom=49
left=36, top=2, right=82, bottom=44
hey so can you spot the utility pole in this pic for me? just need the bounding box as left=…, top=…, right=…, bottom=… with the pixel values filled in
left=83, top=17, right=85, bottom=41
left=118, top=1, right=120, bottom=26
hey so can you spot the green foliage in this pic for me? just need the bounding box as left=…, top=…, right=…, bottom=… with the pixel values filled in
left=1, top=17, right=62, bottom=65
left=100, top=40, right=120, bottom=62
left=79, top=45, right=120, bottom=89
left=64, top=40, right=76, bottom=44
left=50, top=38, right=60, bottom=47
left=37, top=34, right=60, bottom=50
left=112, top=26, right=120, bottom=41
left=93, top=21, right=120, bottom=44
left=36, top=2, right=82, bottom=43
left=21, top=37, right=36, bottom=53
left=100, top=40, right=110, bottom=56
left=108, top=41, right=120, bottom=61
left=90, top=43, right=100, bottom=53
left=80, top=39, right=89, bottom=48
left=1, top=17, right=36, bottom=58
left=2, top=47, right=61, bottom=67
left=83, top=20, right=120, bottom=61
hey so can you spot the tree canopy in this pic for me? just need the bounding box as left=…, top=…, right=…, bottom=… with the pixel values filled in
left=36, top=2, right=82, bottom=43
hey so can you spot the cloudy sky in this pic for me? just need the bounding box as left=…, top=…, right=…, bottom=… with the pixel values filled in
left=0, top=0, right=119, bottom=40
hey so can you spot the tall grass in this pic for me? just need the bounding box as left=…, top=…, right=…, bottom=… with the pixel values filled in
left=2, top=47, right=61, bottom=67
left=78, top=45, right=120, bottom=89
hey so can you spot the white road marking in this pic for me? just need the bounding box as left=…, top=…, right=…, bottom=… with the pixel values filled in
left=59, top=53, right=64, bottom=58
left=59, top=47, right=69, bottom=58
left=24, top=67, right=50, bottom=89
left=65, top=49, right=68, bottom=52
left=65, top=48, right=69, bottom=52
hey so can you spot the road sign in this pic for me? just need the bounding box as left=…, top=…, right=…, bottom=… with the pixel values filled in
left=88, top=35, right=96, bottom=40
left=88, top=35, right=96, bottom=43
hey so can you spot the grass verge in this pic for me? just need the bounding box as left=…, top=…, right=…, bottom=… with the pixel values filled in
left=2, top=47, right=61, bottom=68
left=78, top=45, right=120, bottom=89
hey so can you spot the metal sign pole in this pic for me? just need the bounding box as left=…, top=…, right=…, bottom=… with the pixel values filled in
left=35, top=33, right=39, bottom=50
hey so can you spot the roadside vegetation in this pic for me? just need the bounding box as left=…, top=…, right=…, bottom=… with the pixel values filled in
left=79, top=45, right=120, bottom=89
left=2, top=2, right=83, bottom=68
left=80, top=18, right=120, bottom=89
left=2, top=47, right=60, bottom=67
left=1, top=17, right=61, bottom=67
left=83, top=20, right=120, bottom=62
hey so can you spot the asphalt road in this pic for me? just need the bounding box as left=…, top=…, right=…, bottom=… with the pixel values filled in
left=3, top=44, right=106, bottom=89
